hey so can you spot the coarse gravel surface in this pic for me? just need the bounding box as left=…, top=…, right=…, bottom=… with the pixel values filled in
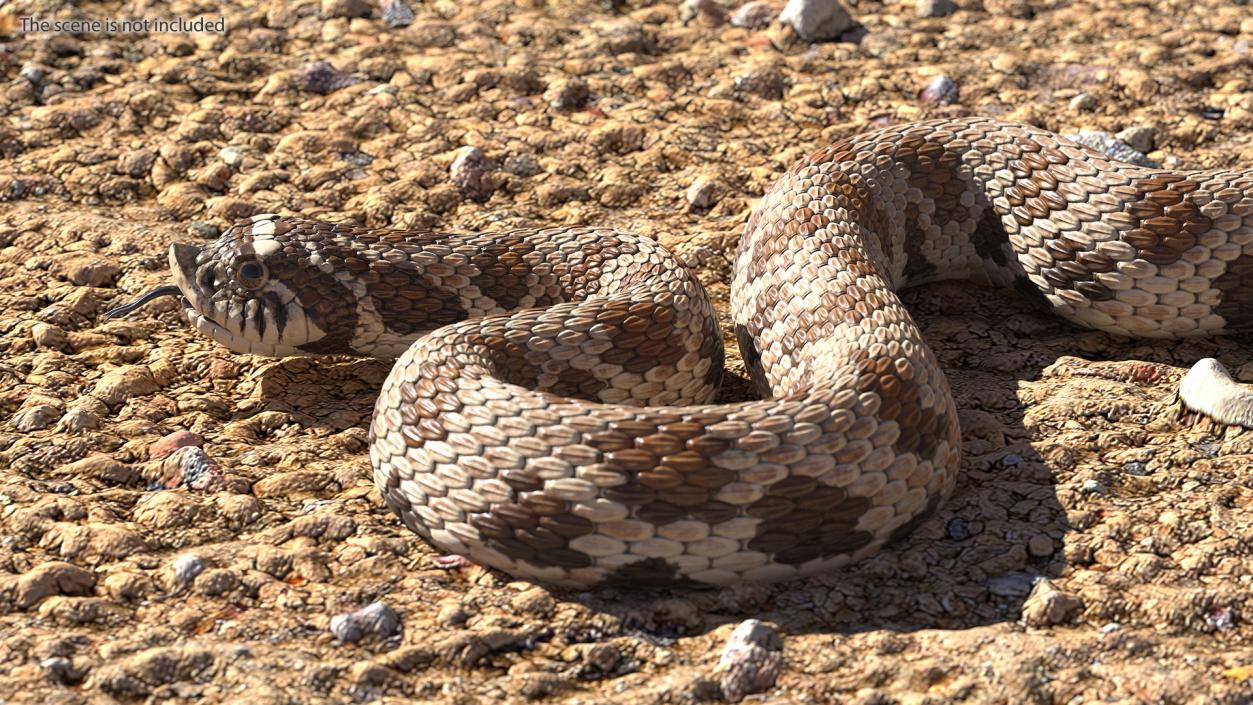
left=1, top=0, right=1252, bottom=703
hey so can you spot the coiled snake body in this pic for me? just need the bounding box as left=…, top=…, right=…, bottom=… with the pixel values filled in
left=114, top=118, right=1253, bottom=587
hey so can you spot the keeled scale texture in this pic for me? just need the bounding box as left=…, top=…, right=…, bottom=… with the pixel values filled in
left=186, top=118, right=1253, bottom=588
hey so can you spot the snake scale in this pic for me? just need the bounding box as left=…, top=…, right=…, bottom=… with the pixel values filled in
left=112, top=117, right=1253, bottom=588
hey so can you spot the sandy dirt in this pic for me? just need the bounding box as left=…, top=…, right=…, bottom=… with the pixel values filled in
left=1, top=0, right=1252, bottom=703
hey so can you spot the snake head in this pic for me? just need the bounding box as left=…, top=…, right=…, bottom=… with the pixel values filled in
left=110, top=214, right=358, bottom=357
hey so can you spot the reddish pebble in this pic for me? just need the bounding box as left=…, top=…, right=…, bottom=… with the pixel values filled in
left=433, top=554, right=472, bottom=569
left=149, top=430, right=204, bottom=460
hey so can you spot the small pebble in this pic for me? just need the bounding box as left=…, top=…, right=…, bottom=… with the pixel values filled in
left=1000, top=453, right=1022, bottom=467
left=779, top=0, right=856, bottom=42
left=680, top=0, right=727, bottom=24
left=504, top=154, right=542, bottom=177
left=170, top=554, right=206, bottom=587
left=511, top=586, right=556, bottom=616
left=149, top=430, right=204, bottom=460
left=545, top=77, right=590, bottom=110
left=31, top=322, right=68, bottom=350
left=734, top=65, right=788, bottom=99
left=321, top=0, right=373, bottom=19
left=1068, top=92, right=1098, bottom=112
left=1114, top=125, right=1156, bottom=153
left=51, top=253, right=121, bottom=287
left=188, top=222, right=221, bottom=239
left=218, top=146, right=244, bottom=167
left=1123, top=460, right=1150, bottom=476
left=19, top=62, right=45, bottom=84
left=1205, top=605, right=1236, bottom=631
left=583, top=643, right=622, bottom=675
left=195, top=568, right=239, bottom=597
left=380, top=0, right=415, bottom=27
left=1027, top=534, right=1054, bottom=557
left=711, top=620, right=783, bottom=702
left=298, top=60, right=360, bottom=95
left=153, top=446, right=225, bottom=492
left=330, top=602, right=403, bottom=644
left=987, top=572, right=1036, bottom=597
left=731, top=1, right=780, bottom=28
left=918, top=75, right=959, bottom=104
left=12, top=405, right=61, bottom=432
left=1235, top=362, right=1253, bottom=383
left=59, top=408, right=101, bottom=432
left=435, top=601, right=471, bottom=628
left=1080, top=479, right=1106, bottom=495
left=41, top=657, right=86, bottom=685
left=1021, top=578, right=1083, bottom=627
left=916, top=0, right=957, bottom=17
left=449, top=146, right=494, bottom=201
left=686, top=175, right=719, bottom=210
left=946, top=517, right=972, bottom=541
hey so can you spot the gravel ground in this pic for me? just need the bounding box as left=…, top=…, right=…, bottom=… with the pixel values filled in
left=1, top=0, right=1252, bottom=703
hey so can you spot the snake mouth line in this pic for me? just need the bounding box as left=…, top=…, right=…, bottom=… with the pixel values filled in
left=184, top=306, right=238, bottom=347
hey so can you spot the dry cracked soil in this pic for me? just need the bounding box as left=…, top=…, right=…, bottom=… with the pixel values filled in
left=1, top=0, right=1253, bottom=703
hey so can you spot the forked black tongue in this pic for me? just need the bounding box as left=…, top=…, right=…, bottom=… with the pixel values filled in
left=105, top=285, right=184, bottom=319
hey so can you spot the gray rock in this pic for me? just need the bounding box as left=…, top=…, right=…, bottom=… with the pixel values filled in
left=1064, top=131, right=1159, bottom=168
left=170, top=555, right=206, bottom=588
left=1115, top=125, right=1156, bottom=153
left=986, top=572, right=1036, bottom=597
left=188, top=221, right=220, bottom=239
left=330, top=602, right=403, bottom=644
left=712, top=620, right=783, bottom=702
left=1021, top=578, right=1084, bottom=626
left=918, top=75, right=959, bottom=104
left=779, top=0, right=855, bottom=41
left=504, top=154, right=542, bottom=177
left=41, top=657, right=87, bottom=685
left=218, top=146, right=244, bottom=167
left=298, top=61, right=361, bottom=95
left=380, top=0, right=415, bottom=27
left=1068, top=92, right=1098, bottom=112
left=731, top=1, right=780, bottom=28
left=449, top=146, right=495, bottom=202
left=545, top=78, right=590, bottom=110
left=917, top=0, right=957, bottom=17
left=687, top=176, right=719, bottom=210
left=19, top=62, right=45, bottom=84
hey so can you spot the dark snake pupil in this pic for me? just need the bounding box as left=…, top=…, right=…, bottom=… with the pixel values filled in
left=241, top=263, right=261, bottom=279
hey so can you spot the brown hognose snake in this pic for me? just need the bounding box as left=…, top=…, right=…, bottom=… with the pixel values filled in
left=112, top=117, right=1253, bottom=587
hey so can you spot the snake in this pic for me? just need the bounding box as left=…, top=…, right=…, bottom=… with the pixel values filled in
left=109, top=117, right=1253, bottom=588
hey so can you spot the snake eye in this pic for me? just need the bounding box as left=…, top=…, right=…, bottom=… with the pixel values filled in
left=235, top=259, right=267, bottom=290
